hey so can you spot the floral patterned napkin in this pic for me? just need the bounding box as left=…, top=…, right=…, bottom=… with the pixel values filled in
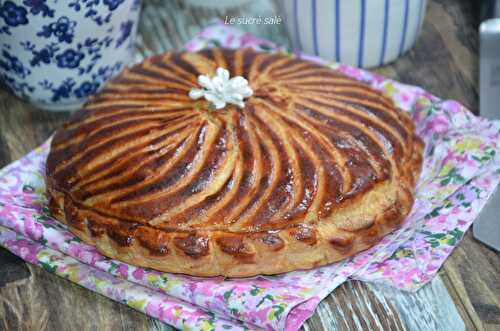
left=1, top=23, right=499, bottom=331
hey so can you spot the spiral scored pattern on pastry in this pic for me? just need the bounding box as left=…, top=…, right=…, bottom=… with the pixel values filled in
left=46, top=48, right=424, bottom=277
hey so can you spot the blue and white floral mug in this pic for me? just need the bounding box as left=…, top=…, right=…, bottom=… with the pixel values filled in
left=0, top=0, right=141, bottom=111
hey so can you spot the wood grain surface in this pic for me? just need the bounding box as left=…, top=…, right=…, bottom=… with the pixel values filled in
left=0, top=0, right=498, bottom=330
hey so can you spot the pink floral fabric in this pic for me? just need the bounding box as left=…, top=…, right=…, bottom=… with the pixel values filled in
left=1, top=22, right=499, bottom=331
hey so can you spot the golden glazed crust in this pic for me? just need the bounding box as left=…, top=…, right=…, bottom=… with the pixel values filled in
left=46, top=48, right=424, bottom=277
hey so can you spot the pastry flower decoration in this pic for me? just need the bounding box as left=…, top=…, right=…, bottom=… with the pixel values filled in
left=189, top=67, right=253, bottom=109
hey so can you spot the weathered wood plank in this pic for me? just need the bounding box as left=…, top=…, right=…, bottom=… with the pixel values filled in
left=0, top=133, right=11, bottom=168
left=440, top=271, right=478, bottom=331
left=301, top=277, right=465, bottom=331
left=443, top=231, right=500, bottom=331
left=0, top=249, right=30, bottom=287
left=0, top=89, right=69, bottom=160
left=0, top=265, right=155, bottom=331
left=302, top=281, right=408, bottom=331
left=369, top=278, right=465, bottom=331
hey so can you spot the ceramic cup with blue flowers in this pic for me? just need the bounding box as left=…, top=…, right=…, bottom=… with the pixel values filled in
left=0, top=0, right=142, bottom=111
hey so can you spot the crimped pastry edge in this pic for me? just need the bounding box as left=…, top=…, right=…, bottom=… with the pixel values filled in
left=46, top=155, right=421, bottom=278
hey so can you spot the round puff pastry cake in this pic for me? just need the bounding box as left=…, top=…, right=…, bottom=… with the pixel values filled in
left=46, top=48, right=424, bottom=277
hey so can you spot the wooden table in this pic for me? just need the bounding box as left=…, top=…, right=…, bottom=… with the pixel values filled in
left=1, top=1, right=498, bottom=330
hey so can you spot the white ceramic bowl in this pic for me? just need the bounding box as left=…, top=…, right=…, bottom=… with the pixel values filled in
left=282, top=0, right=427, bottom=68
